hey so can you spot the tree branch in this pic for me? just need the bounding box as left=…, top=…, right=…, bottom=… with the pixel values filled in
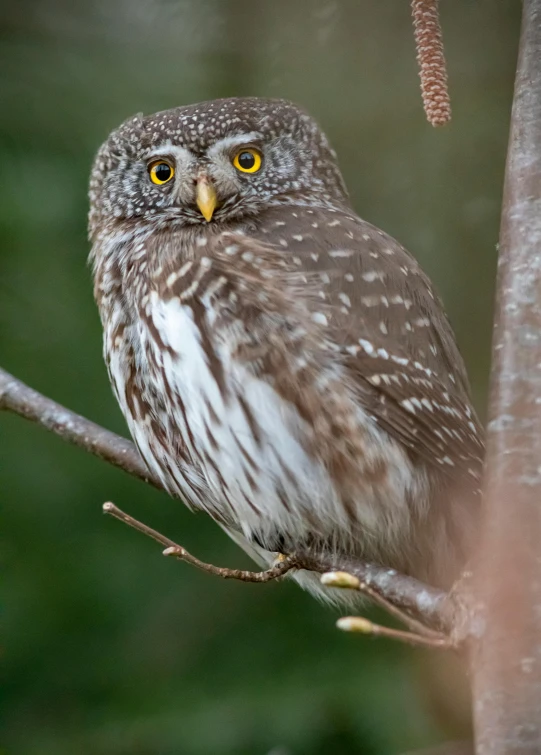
left=321, top=571, right=447, bottom=639
left=0, top=366, right=158, bottom=487
left=336, top=616, right=453, bottom=650
left=103, top=501, right=297, bottom=582
left=300, top=553, right=451, bottom=634
left=0, top=364, right=451, bottom=639
left=470, top=0, right=541, bottom=748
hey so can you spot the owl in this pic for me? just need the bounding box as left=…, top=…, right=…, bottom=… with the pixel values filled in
left=89, top=97, right=483, bottom=598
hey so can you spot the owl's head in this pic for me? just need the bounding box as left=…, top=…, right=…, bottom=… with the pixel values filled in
left=88, top=97, right=348, bottom=240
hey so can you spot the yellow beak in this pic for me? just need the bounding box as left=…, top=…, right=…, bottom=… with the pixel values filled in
left=195, top=177, right=218, bottom=222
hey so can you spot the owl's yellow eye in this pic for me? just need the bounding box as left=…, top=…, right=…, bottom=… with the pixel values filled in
left=232, top=148, right=262, bottom=174
left=148, top=160, right=175, bottom=185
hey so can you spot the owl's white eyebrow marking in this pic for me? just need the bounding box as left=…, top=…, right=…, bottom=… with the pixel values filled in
left=206, top=132, right=263, bottom=157
left=146, top=144, right=194, bottom=165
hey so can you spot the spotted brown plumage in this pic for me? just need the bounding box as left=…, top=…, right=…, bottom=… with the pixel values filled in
left=89, top=97, right=483, bottom=596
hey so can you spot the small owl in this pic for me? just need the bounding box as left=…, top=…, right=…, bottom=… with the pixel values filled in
left=89, top=98, right=483, bottom=597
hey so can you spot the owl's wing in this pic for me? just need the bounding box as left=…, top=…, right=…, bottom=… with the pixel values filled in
left=250, top=204, right=484, bottom=483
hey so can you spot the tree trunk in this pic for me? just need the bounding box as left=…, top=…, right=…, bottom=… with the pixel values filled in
left=472, top=0, right=541, bottom=751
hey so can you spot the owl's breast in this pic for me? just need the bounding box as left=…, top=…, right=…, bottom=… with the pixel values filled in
left=129, top=290, right=349, bottom=543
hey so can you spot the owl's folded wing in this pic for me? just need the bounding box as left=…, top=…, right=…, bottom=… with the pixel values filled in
left=252, top=204, right=485, bottom=482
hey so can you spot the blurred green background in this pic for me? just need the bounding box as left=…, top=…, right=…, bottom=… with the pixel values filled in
left=0, top=1, right=519, bottom=753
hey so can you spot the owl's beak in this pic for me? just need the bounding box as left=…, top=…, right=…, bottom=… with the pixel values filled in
left=195, top=177, right=218, bottom=222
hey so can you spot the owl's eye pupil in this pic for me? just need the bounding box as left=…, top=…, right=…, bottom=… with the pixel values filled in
left=149, top=160, right=175, bottom=185
left=232, top=148, right=262, bottom=174
left=237, top=151, right=256, bottom=170
left=155, top=163, right=171, bottom=182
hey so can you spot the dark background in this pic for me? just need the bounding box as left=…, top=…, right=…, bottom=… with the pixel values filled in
left=0, top=2, right=519, bottom=753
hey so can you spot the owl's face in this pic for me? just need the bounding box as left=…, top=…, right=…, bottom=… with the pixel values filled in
left=89, top=97, right=348, bottom=240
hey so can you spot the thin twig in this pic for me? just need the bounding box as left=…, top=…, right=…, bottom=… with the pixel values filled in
left=411, top=0, right=451, bottom=127
left=303, top=554, right=451, bottom=633
left=103, top=502, right=297, bottom=582
left=321, top=571, right=446, bottom=639
left=336, top=616, right=454, bottom=649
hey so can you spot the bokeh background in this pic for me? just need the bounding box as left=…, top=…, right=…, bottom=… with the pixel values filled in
left=0, top=1, right=520, bottom=753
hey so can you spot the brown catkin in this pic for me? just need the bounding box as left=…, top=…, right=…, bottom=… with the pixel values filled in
left=411, top=0, right=451, bottom=127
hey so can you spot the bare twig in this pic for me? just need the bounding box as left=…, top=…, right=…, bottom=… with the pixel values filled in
left=303, top=553, right=451, bottom=633
left=103, top=502, right=297, bottom=582
left=0, top=364, right=451, bottom=636
left=103, top=502, right=451, bottom=644
left=321, top=571, right=446, bottom=639
left=411, top=0, right=451, bottom=127
left=336, top=615, right=453, bottom=650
